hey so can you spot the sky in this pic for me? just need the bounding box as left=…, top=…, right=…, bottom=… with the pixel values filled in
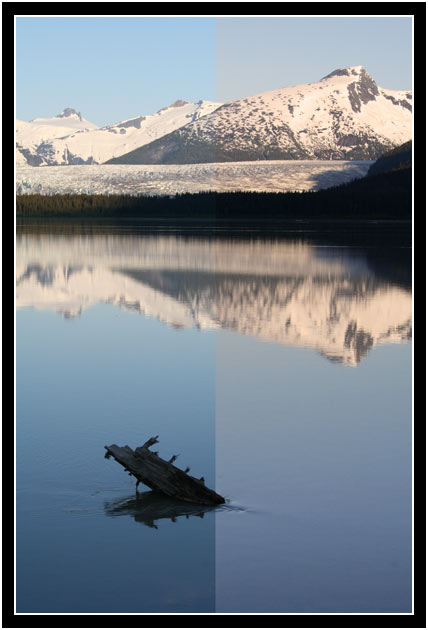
left=16, top=15, right=413, bottom=127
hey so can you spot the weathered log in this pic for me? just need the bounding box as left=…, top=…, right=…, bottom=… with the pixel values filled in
left=104, top=438, right=225, bottom=505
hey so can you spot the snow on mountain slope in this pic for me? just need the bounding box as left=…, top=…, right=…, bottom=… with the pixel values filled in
left=16, top=100, right=222, bottom=166
left=29, top=107, right=98, bottom=129
left=16, top=234, right=412, bottom=365
left=16, top=108, right=99, bottom=166
left=108, top=66, right=412, bottom=164
left=16, top=160, right=372, bottom=195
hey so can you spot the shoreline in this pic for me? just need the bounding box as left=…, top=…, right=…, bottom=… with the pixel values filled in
left=16, top=167, right=411, bottom=222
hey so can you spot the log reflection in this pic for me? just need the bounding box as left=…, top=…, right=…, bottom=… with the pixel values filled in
left=104, top=491, right=218, bottom=529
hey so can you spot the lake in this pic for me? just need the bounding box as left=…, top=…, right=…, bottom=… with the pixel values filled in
left=16, top=219, right=412, bottom=614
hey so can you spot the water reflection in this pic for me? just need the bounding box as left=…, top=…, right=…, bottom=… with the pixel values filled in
left=16, top=230, right=411, bottom=366
left=104, top=491, right=218, bottom=529
left=16, top=223, right=412, bottom=613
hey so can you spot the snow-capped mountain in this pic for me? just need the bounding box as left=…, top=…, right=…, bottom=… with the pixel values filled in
left=16, top=108, right=99, bottom=166
left=16, top=100, right=222, bottom=166
left=107, top=66, right=412, bottom=164
left=16, top=234, right=411, bottom=366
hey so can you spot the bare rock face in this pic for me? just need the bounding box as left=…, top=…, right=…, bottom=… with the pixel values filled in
left=170, top=100, right=189, bottom=108
left=346, top=68, right=380, bottom=112
left=56, top=107, right=83, bottom=120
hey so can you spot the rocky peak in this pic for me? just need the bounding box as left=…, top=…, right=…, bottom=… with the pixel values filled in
left=320, top=65, right=366, bottom=81
left=320, top=66, right=379, bottom=113
left=169, top=100, right=189, bottom=108
left=156, top=100, right=189, bottom=115
left=347, top=68, right=379, bottom=112
left=56, top=108, right=83, bottom=120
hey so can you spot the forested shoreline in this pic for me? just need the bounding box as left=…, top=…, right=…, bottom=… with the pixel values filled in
left=16, top=162, right=411, bottom=221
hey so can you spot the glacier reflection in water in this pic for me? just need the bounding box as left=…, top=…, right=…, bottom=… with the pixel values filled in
left=16, top=232, right=411, bottom=365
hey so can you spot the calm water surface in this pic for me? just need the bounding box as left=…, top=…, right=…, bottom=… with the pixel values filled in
left=16, top=220, right=412, bottom=613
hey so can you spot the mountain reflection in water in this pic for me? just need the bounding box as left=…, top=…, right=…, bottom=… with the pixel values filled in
left=16, top=230, right=411, bottom=366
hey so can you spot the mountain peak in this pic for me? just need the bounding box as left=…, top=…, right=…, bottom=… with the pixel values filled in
left=320, top=65, right=368, bottom=81
left=318, top=66, right=379, bottom=113
left=56, top=108, right=83, bottom=120
left=156, top=100, right=190, bottom=115
left=169, top=99, right=189, bottom=108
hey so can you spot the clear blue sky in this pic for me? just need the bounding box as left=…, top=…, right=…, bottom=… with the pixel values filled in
left=16, top=16, right=412, bottom=127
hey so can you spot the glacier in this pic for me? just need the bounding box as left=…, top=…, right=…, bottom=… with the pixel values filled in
left=16, top=160, right=373, bottom=196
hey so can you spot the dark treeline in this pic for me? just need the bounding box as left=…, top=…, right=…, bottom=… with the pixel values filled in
left=367, top=140, right=412, bottom=176
left=16, top=165, right=411, bottom=220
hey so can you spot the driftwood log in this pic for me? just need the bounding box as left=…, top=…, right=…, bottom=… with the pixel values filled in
left=104, top=436, right=225, bottom=505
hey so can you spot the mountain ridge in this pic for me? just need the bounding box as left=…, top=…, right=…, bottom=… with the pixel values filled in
left=16, top=66, right=412, bottom=168
left=106, top=65, right=411, bottom=165
left=16, top=100, right=222, bottom=166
